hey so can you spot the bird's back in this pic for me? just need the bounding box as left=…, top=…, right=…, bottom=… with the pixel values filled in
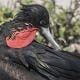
left=0, top=41, right=80, bottom=80
left=0, top=57, right=47, bottom=80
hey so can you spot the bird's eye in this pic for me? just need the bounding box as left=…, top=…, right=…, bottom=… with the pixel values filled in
left=40, top=20, right=46, bottom=25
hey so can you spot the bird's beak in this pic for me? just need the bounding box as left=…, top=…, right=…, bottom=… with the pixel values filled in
left=40, top=27, right=61, bottom=50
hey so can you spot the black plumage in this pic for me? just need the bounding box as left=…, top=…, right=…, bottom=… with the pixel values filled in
left=0, top=4, right=60, bottom=50
left=0, top=4, right=80, bottom=80
left=0, top=41, right=80, bottom=80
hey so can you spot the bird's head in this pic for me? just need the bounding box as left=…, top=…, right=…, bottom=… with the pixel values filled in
left=6, top=4, right=61, bottom=50
left=15, top=4, right=49, bottom=28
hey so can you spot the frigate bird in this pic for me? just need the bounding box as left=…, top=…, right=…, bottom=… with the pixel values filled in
left=0, top=4, right=60, bottom=50
left=0, top=4, right=80, bottom=80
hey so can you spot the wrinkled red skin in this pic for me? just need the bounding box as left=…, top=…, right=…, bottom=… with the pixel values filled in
left=6, top=27, right=38, bottom=48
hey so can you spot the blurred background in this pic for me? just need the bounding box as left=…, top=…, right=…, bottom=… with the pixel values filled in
left=0, top=0, right=80, bottom=53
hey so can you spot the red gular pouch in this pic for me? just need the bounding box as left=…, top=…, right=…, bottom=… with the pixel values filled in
left=6, top=27, right=38, bottom=48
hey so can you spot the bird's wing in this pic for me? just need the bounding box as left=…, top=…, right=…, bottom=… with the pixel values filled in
left=0, top=41, right=80, bottom=80
left=19, top=41, right=80, bottom=80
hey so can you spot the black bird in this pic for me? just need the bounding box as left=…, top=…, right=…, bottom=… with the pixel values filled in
left=0, top=4, right=80, bottom=80
left=0, top=4, right=60, bottom=50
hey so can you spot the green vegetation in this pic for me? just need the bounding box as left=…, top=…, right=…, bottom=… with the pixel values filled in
left=0, top=8, right=13, bottom=24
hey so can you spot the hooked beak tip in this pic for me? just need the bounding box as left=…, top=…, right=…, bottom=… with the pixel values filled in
left=40, top=27, right=61, bottom=50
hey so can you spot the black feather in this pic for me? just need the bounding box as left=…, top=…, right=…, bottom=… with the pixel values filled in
left=0, top=41, right=80, bottom=80
left=0, top=4, right=80, bottom=80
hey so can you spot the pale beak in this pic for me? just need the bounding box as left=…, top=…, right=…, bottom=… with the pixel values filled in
left=40, top=27, right=61, bottom=50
